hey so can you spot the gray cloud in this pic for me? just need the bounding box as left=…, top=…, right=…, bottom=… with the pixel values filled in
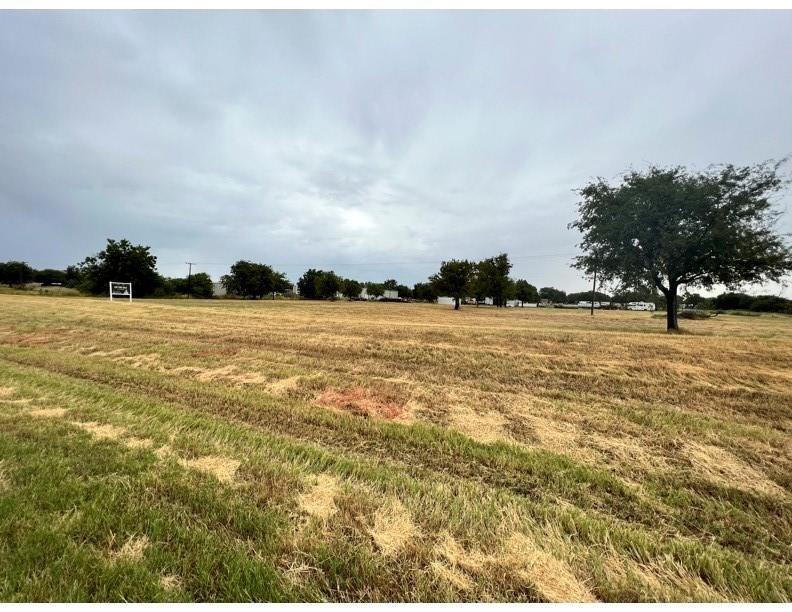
left=1, top=10, right=791, bottom=294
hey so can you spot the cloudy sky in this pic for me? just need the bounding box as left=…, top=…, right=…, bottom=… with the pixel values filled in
left=1, top=10, right=791, bottom=294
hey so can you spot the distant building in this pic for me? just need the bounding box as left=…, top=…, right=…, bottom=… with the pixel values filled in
left=383, top=289, right=399, bottom=300
left=437, top=296, right=455, bottom=306
left=212, top=282, right=226, bottom=297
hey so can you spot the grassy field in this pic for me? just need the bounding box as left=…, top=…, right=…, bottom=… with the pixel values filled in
left=0, top=294, right=790, bottom=602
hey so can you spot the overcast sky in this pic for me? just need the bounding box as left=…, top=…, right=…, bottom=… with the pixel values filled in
left=1, top=10, right=791, bottom=294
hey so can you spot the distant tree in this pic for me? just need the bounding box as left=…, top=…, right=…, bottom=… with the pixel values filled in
left=222, top=261, right=275, bottom=299
left=317, top=271, right=342, bottom=299
left=189, top=272, right=214, bottom=298
left=34, top=268, right=67, bottom=286
left=476, top=253, right=513, bottom=307
left=513, top=280, right=539, bottom=305
left=681, top=291, right=708, bottom=309
left=539, top=287, right=567, bottom=303
left=566, top=291, right=611, bottom=304
left=750, top=295, right=792, bottom=314
left=0, top=261, right=35, bottom=286
left=366, top=282, right=384, bottom=299
left=64, top=265, right=84, bottom=289
left=713, top=292, right=754, bottom=311
left=297, top=269, right=321, bottom=299
left=341, top=278, right=362, bottom=300
left=382, top=279, right=398, bottom=290
left=396, top=284, right=412, bottom=299
left=412, top=282, right=437, bottom=302
left=77, top=239, right=160, bottom=296
left=272, top=272, right=291, bottom=297
left=430, top=259, right=475, bottom=310
left=571, top=162, right=792, bottom=331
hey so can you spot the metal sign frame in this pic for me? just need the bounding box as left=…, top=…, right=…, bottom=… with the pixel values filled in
left=109, top=281, right=132, bottom=302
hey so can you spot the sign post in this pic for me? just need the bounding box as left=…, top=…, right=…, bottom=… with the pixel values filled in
left=109, top=282, right=132, bottom=302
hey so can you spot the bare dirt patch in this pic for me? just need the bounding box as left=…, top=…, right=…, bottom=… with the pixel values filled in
left=297, top=474, right=341, bottom=520
left=179, top=455, right=240, bottom=484
left=370, top=497, right=418, bottom=556
left=684, top=441, right=786, bottom=498
left=317, top=388, right=406, bottom=420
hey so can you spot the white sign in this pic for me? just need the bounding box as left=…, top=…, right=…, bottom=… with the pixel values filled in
left=109, top=281, right=132, bottom=302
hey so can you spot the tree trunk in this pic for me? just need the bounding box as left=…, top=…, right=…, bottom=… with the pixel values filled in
left=454, top=297, right=460, bottom=310
left=666, top=286, right=679, bottom=332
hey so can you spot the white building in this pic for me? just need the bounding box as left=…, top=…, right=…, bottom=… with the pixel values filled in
left=437, top=296, right=456, bottom=306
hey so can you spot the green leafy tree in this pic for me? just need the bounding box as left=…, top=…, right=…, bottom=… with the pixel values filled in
left=539, top=287, right=567, bottom=303
left=341, top=278, right=362, bottom=300
left=189, top=272, right=214, bottom=298
left=713, top=292, right=754, bottom=310
left=513, top=279, right=539, bottom=305
left=566, top=291, right=611, bottom=304
left=221, top=261, right=275, bottom=299
left=317, top=271, right=342, bottom=299
left=476, top=253, right=513, bottom=307
left=297, top=269, right=321, bottom=299
left=34, top=269, right=67, bottom=286
left=412, top=282, right=436, bottom=302
left=430, top=259, right=475, bottom=310
left=571, top=163, right=792, bottom=331
left=272, top=272, right=291, bottom=297
left=382, top=279, right=398, bottom=290
left=64, top=265, right=84, bottom=289
left=396, top=284, right=412, bottom=299
left=366, top=282, right=384, bottom=299
left=78, top=239, right=160, bottom=296
left=0, top=261, right=34, bottom=286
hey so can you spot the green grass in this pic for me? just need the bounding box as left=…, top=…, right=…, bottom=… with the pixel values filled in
left=0, top=294, right=790, bottom=601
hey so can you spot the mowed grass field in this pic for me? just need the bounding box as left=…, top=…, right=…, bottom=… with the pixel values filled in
left=0, top=294, right=790, bottom=602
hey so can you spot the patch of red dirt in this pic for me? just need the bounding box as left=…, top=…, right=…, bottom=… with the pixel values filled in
left=317, top=388, right=405, bottom=420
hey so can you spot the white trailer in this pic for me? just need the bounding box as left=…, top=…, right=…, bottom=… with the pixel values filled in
left=626, top=301, right=656, bottom=311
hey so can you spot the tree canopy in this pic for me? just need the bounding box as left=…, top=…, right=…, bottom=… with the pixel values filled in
left=513, top=279, right=539, bottom=305
left=475, top=253, right=513, bottom=307
left=0, top=261, right=35, bottom=286
left=571, top=162, right=792, bottom=330
left=221, top=261, right=284, bottom=299
left=430, top=259, right=475, bottom=309
left=78, top=239, right=160, bottom=296
left=539, top=287, right=567, bottom=303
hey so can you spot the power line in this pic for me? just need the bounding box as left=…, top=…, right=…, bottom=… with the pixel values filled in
left=159, top=252, right=579, bottom=269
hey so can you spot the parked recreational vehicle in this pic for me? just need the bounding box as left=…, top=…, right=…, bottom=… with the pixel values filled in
left=626, top=301, right=656, bottom=311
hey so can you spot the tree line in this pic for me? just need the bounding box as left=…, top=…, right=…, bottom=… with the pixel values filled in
left=3, top=160, right=791, bottom=327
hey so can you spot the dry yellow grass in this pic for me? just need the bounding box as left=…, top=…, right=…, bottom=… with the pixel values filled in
left=370, top=497, right=418, bottom=556
left=27, top=408, right=68, bottom=418
left=179, top=455, right=241, bottom=484
left=0, top=294, right=790, bottom=602
left=108, top=534, right=150, bottom=563
left=298, top=474, right=341, bottom=520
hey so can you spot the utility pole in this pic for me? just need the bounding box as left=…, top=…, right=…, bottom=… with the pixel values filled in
left=590, top=263, right=597, bottom=316
left=185, top=262, right=194, bottom=299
